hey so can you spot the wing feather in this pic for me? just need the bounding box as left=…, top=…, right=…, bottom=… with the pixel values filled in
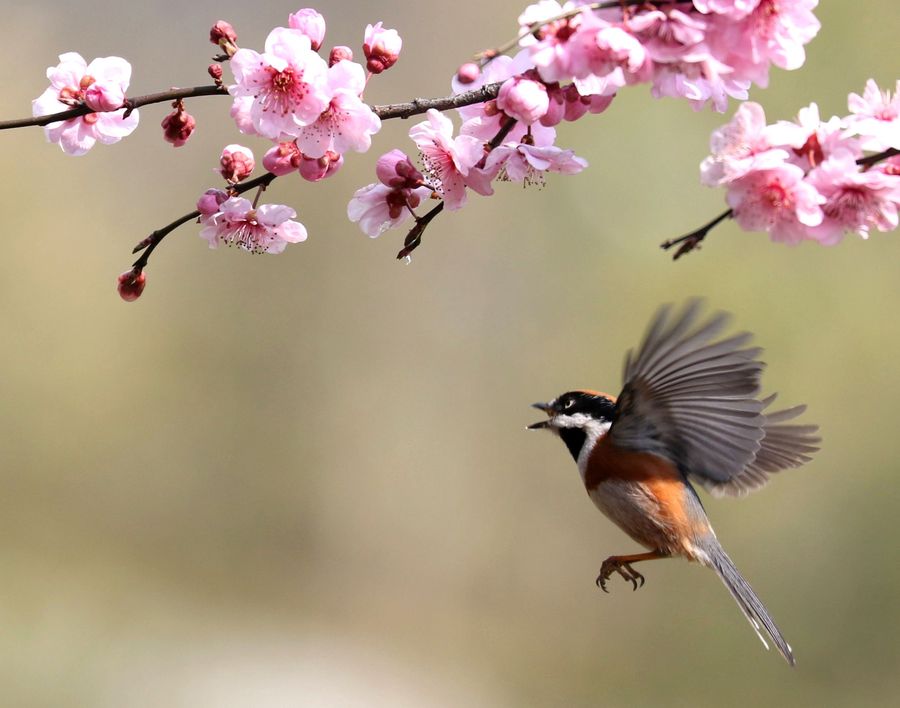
left=609, top=302, right=818, bottom=491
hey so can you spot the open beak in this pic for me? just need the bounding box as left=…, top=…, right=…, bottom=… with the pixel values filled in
left=527, top=401, right=555, bottom=429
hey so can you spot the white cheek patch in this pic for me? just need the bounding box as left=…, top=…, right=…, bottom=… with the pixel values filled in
left=552, top=412, right=598, bottom=429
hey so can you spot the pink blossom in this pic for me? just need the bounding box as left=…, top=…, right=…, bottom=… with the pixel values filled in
left=347, top=183, right=432, bottom=237
left=805, top=150, right=900, bottom=244
left=650, top=58, right=749, bottom=112
left=228, top=27, right=330, bottom=140
left=218, top=144, right=255, bottom=183
left=570, top=23, right=648, bottom=96
left=700, top=101, right=789, bottom=186
left=726, top=163, right=824, bottom=243
left=262, top=141, right=303, bottom=175
left=845, top=79, right=900, bottom=151
left=497, top=74, right=549, bottom=125
left=32, top=52, right=139, bottom=156
left=295, top=59, right=381, bottom=158
left=692, top=0, right=759, bottom=19
left=466, top=143, right=587, bottom=195
left=766, top=102, right=857, bottom=170
left=707, top=0, right=820, bottom=88
left=229, top=96, right=257, bottom=136
left=363, top=22, right=402, bottom=74
left=288, top=9, right=326, bottom=51
left=409, top=109, right=484, bottom=210
left=629, top=7, right=708, bottom=64
left=210, top=21, right=239, bottom=54
left=200, top=197, right=307, bottom=254
left=521, top=2, right=594, bottom=84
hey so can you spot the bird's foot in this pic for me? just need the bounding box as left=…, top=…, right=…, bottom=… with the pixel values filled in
left=595, top=557, right=645, bottom=593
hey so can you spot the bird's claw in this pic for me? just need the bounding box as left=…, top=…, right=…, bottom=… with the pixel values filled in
left=596, top=557, right=646, bottom=593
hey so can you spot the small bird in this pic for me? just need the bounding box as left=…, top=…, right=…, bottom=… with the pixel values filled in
left=529, top=301, right=819, bottom=666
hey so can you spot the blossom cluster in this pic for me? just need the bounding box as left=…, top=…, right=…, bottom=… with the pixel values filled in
left=702, top=79, right=900, bottom=244
left=348, top=0, right=819, bottom=241
left=519, top=0, right=820, bottom=112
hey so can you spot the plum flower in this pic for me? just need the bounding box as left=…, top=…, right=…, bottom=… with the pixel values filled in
left=347, top=183, right=432, bottom=237
left=726, top=163, right=824, bottom=243
left=700, top=102, right=789, bottom=186
left=296, top=59, right=381, bottom=158
left=845, top=79, right=900, bottom=151
left=805, top=150, right=900, bottom=244
left=229, top=27, right=330, bottom=140
left=200, top=197, right=307, bottom=254
left=288, top=8, right=326, bottom=51
left=409, top=109, right=483, bottom=210
left=466, top=143, right=587, bottom=195
left=32, top=52, right=139, bottom=156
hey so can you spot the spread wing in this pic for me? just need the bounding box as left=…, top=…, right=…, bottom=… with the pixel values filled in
left=705, top=395, right=821, bottom=497
left=608, top=301, right=818, bottom=494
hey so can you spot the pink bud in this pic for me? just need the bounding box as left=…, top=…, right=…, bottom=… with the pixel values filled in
left=196, top=188, right=228, bottom=216
left=117, top=268, right=146, bottom=302
left=83, top=82, right=125, bottom=112
left=456, top=63, right=480, bottom=85
left=375, top=149, right=424, bottom=188
left=263, top=141, right=303, bottom=176
left=497, top=75, right=549, bottom=125
left=161, top=102, right=196, bottom=147
left=299, top=151, right=343, bottom=182
left=210, top=20, right=239, bottom=56
left=329, top=45, right=354, bottom=66
left=363, top=22, right=402, bottom=74
left=540, top=84, right=565, bottom=127
left=218, top=144, right=255, bottom=183
left=288, top=9, right=326, bottom=51
left=208, top=64, right=223, bottom=82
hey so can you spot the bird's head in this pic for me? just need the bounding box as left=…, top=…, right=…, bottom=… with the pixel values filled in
left=528, top=390, right=616, bottom=462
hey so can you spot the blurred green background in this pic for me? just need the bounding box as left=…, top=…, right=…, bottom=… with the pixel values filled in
left=2, top=2, right=898, bottom=706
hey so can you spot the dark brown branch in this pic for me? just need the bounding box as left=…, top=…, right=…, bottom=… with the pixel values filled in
left=131, top=172, right=277, bottom=264
left=0, top=84, right=228, bottom=130
left=857, top=147, right=899, bottom=169
left=660, top=208, right=733, bottom=260
left=396, top=202, right=444, bottom=260
left=373, top=83, right=502, bottom=120
left=660, top=146, right=900, bottom=261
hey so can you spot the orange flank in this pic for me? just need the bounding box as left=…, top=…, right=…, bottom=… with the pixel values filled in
left=586, top=434, right=712, bottom=545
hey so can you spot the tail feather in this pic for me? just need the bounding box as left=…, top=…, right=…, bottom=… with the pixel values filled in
left=705, top=542, right=795, bottom=666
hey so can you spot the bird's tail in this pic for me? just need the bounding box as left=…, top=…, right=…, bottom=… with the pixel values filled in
left=703, top=541, right=795, bottom=666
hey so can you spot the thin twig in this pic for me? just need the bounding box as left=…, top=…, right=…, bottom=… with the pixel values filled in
left=0, top=84, right=228, bottom=130
left=856, top=147, right=899, bottom=169
left=660, top=208, right=733, bottom=260
left=373, top=83, right=502, bottom=120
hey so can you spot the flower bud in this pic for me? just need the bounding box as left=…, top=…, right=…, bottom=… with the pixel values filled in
left=210, top=20, right=239, bottom=57
left=376, top=149, right=424, bottom=189
left=197, top=188, right=228, bottom=216
left=299, top=151, right=343, bottom=182
left=329, top=45, right=354, bottom=66
left=208, top=64, right=223, bottom=83
left=497, top=75, right=549, bottom=125
left=263, top=141, right=303, bottom=176
left=117, top=268, right=146, bottom=302
left=288, top=9, right=326, bottom=51
left=456, top=63, right=480, bottom=85
left=161, top=102, right=196, bottom=147
left=363, top=22, right=402, bottom=74
left=218, top=144, right=255, bottom=183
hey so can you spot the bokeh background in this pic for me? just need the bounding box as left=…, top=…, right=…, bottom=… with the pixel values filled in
left=2, top=2, right=898, bottom=706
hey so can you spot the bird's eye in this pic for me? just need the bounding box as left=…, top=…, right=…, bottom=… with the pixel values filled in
left=563, top=398, right=574, bottom=410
